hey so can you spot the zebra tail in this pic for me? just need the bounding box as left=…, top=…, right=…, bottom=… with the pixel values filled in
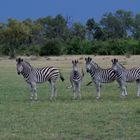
left=60, top=72, right=65, bottom=82
left=86, top=81, right=92, bottom=86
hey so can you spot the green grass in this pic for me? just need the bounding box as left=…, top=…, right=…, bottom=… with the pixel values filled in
left=0, top=56, right=140, bottom=140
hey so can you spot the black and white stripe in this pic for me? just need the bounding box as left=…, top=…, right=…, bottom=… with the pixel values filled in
left=85, top=57, right=116, bottom=99
left=112, top=58, right=140, bottom=97
left=16, top=58, right=64, bottom=100
left=70, top=60, right=84, bottom=99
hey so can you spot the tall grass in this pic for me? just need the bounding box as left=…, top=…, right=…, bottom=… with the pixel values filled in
left=0, top=56, right=140, bottom=140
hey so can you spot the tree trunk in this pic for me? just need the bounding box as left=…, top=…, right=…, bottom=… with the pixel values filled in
left=9, top=47, right=16, bottom=59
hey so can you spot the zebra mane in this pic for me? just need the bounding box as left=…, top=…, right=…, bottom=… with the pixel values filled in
left=118, top=63, right=126, bottom=69
left=91, top=61, right=100, bottom=69
left=22, top=60, right=33, bottom=70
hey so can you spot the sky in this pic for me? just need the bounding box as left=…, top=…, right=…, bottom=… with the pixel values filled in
left=0, top=0, right=140, bottom=23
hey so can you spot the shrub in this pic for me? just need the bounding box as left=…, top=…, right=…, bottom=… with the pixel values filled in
left=66, top=37, right=83, bottom=54
left=40, top=39, right=63, bottom=56
left=0, top=44, right=9, bottom=55
left=17, top=45, right=41, bottom=56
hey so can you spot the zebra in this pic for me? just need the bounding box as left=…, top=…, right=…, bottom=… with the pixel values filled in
left=70, top=60, right=84, bottom=99
left=16, top=58, right=64, bottom=101
left=111, top=58, right=140, bottom=97
left=85, top=57, right=116, bottom=99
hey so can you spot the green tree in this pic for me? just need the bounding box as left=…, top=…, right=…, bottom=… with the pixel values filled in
left=94, top=26, right=106, bottom=40
left=100, top=12, right=122, bottom=38
left=115, top=9, right=133, bottom=37
left=71, top=22, right=86, bottom=39
left=0, top=18, right=30, bottom=58
left=37, top=14, right=70, bottom=40
left=86, top=18, right=97, bottom=40
left=133, top=14, right=140, bottom=39
left=100, top=10, right=133, bottom=39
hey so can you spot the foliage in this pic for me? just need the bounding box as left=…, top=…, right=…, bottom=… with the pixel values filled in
left=0, top=10, right=140, bottom=56
left=0, top=18, right=30, bottom=58
left=66, top=37, right=83, bottom=54
left=40, top=39, right=64, bottom=56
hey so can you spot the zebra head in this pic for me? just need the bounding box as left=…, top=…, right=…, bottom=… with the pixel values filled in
left=85, top=57, right=92, bottom=72
left=16, top=58, right=24, bottom=75
left=72, top=60, right=79, bottom=73
left=85, top=57, right=98, bottom=72
left=111, top=58, right=125, bottom=72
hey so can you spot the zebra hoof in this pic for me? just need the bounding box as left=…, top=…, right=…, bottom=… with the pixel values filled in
left=49, top=97, right=53, bottom=101
left=67, top=86, right=72, bottom=89
left=120, top=95, right=126, bottom=99
left=50, top=97, right=56, bottom=101
left=34, top=98, right=38, bottom=102
left=30, top=98, right=33, bottom=101
left=96, top=96, right=100, bottom=100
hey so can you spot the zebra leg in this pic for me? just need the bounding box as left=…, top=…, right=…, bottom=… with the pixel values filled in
left=120, top=86, right=126, bottom=97
left=77, top=83, right=81, bottom=99
left=95, top=82, right=101, bottom=99
left=54, top=82, right=57, bottom=98
left=73, top=84, right=76, bottom=99
left=121, top=82, right=127, bottom=96
left=50, top=81, right=56, bottom=100
left=120, top=84, right=126, bottom=97
left=124, top=86, right=128, bottom=96
left=67, top=78, right=72, bottom=89
left=117, top=80, right=126, bottom=97
left=136, top=80, right=140, bottom=97
left=29, top=84, right=34, bottom=100
left=31, top=82, right=37, bottom=101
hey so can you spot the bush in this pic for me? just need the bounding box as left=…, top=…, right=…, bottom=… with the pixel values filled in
left=66, top=37, right=83, bottom=54
left=0, top=44, right=9, bottom=55
left=1, top=38, right=139, bottom=56
left=40, top=39, right=64, bottom=56
left=17, top=45, right=41, bottom=56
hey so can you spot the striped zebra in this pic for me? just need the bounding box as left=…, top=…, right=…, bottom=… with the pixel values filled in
left=16, top=58, right=64, bottom=101
left=70, top=60, right=84, bottom=99
left=111, top=58, right=140, bottom=97
left=85, top=57, right=116, bottom=99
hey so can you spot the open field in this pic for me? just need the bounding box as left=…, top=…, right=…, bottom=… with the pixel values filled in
left=0, top=55, right=140, bottom=140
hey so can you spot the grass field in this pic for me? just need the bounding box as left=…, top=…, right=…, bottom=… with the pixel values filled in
left=0, top=55, right=140, bottom=140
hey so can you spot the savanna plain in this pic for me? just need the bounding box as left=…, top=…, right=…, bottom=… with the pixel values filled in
left=0, top=55, right=140, bottom=140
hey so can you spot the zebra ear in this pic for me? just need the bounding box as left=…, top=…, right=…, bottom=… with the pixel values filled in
left=16, top=58, right=21, bottom=63
left=114, top=58, right=118, bottom=63
left=85, top=58, right=87, bottom=61
left=21, top=59, right=23, bottom=62
left=72, top=60, right=74, bottom=64
left=112, top=58, right=118, bottom=64
left=111, top=59, right=114, bottom=63
left=88, top=57, right=92, bottom=61
left=75, top=60, right=78, bottom=63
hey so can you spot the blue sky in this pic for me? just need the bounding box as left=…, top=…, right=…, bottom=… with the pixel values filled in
left=0, top=0, right=140, bottom=23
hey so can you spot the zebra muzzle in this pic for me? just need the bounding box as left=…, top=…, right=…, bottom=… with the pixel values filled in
left=17, top=72, right=21, bottom=75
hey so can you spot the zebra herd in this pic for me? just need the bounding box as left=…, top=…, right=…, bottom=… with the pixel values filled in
left=16, top=57, right=140, bottom=101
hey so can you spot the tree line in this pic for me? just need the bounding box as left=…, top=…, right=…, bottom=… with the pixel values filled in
left=0, top=9, right=140, bottom=58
